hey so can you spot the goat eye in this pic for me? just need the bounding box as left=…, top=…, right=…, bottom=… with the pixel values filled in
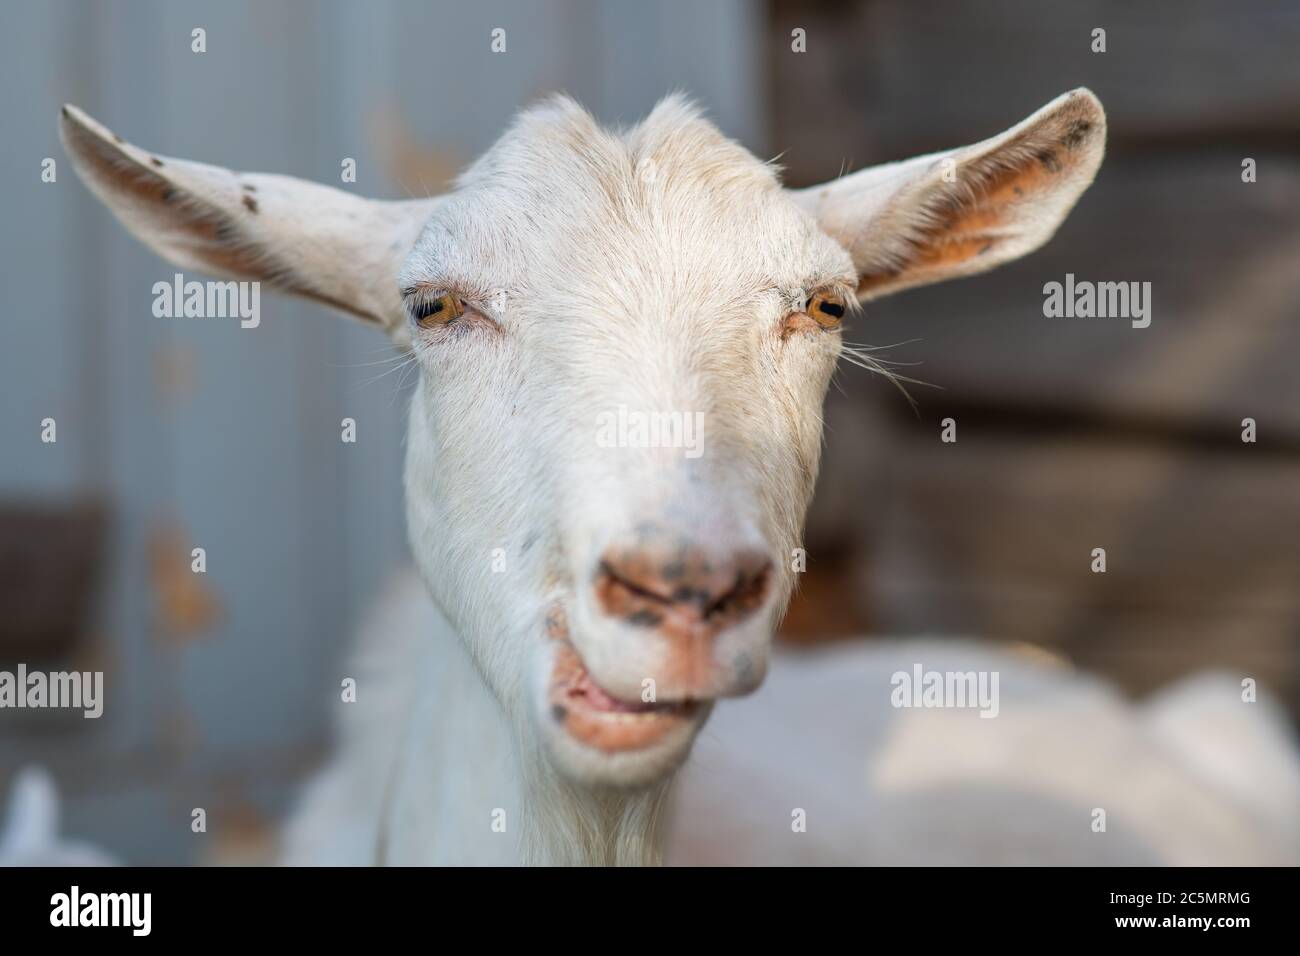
left=807, top=290, right=847, bottom=329
left=411, top=292, right=464, bottom=327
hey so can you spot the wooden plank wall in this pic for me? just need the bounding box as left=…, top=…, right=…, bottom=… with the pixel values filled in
left=770, top=1, right=1300, bottom=720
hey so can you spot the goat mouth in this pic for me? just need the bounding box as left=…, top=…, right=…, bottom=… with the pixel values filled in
left=546, top=609, right=700, bottom=754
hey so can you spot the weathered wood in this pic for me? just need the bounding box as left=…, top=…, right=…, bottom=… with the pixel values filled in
left=860, top=434, right=1300, bottom=715
left=770, top=0, right=1300, bottom=181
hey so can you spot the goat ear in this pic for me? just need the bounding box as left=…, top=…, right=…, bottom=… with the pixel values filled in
left=60, top=104, right=438, bottom=336
left=790, top=89, right=1106, bottom=301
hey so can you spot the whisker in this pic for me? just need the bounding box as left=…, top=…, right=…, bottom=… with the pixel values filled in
left=842, top=337, right=925, bottom=352
left=392, top=174, right=421, bottom=202
left=393, top=350, right=423, bottom=402
left=352, top=351, right=419, bottom=391
left=334, top=351, right=417, bottom=370
left=838, top=342, right=942, bottom=412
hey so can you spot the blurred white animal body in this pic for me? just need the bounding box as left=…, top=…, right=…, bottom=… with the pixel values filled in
left=282, top=571, right=1300, bottom=866
left=0, top=767, right=117, bottom=867
left=669, top=641, right=1300, bottom=865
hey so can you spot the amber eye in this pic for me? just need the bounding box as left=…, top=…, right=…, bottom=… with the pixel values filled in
left=807, top=290, right=847, bottom=329
left=411, top=292, right=464, bottom=327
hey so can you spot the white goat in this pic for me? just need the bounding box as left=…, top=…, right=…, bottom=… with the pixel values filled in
left=0, top=767, right=117, bottom=867
left=60, top=90, right=1300, bottom=865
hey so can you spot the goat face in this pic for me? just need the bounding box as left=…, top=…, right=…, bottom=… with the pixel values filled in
left=61, top=90, right=1105, bottom=790
left=400, top=92, right=1105, bottom=788
left=401, top=96, right=853, bottom=786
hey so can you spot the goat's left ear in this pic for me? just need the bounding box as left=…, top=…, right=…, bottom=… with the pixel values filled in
left=60, top=104, right=439, bottom=338
left=790, top=88, right=1106, bottom=301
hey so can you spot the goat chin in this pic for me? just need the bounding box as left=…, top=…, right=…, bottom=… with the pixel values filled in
left=280, top=570, right=1300, bottom=866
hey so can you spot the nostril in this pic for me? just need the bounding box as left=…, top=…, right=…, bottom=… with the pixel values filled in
left=598, top=559, right=675, bottom=606
left=705, top=560, right=772, bottom=620
left=594, top=546, right=773, bottom=632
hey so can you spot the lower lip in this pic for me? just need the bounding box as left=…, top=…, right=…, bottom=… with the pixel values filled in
left=547, top=632, right=699, bottom=754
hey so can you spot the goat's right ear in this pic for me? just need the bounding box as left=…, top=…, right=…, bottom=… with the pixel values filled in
left=790, top=89, right=1105, bottom=301
left=60, top=104, right=439, bottom=338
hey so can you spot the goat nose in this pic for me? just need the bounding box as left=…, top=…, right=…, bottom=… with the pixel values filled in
left=593, top=538, right=773, bottom=640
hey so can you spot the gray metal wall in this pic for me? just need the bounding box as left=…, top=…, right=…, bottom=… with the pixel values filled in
left=0, top=0, right=763, bottom=864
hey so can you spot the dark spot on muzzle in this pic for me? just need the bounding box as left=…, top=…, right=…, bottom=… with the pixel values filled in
left=627, top=609, right=664, bottom=628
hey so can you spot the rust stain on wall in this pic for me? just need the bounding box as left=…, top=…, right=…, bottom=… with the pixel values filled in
left=153, top=344, right=198, bottom=402
left=149, top=522, right=221, bottom=645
